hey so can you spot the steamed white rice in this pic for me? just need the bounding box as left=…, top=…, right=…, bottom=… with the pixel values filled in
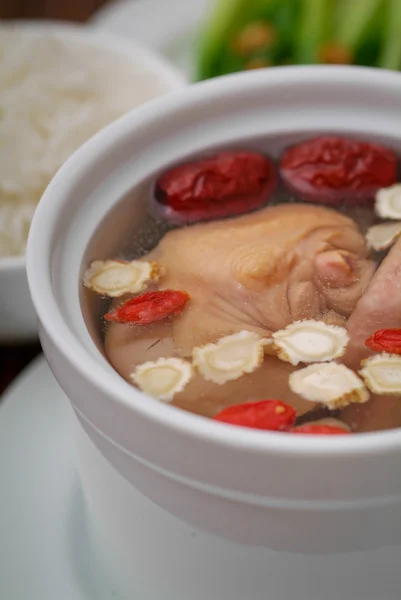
left=0, top=26, right=168, bottom=258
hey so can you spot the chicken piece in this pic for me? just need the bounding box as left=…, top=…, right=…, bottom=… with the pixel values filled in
left=105, top=203, right=375, bottom=418
left=146, top=203, right=374, bottom=353
left=341, top=236, right=401, bottom=431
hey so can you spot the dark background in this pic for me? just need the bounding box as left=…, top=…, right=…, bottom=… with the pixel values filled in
left=0, top=0, right=111, bottom=21
left=0, top=0, right=114, bottom=392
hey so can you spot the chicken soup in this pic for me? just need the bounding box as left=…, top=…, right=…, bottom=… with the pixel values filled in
left=81, top=134, right=401, bottom=435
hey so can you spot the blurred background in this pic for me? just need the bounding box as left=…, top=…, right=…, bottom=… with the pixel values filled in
left=0, top=0, right=111, bottom=21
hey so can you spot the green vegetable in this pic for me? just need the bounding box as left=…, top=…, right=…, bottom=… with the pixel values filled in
left=197, top=0, right=269, bottom=80
left=295, top=0, right=334, bottom=63
left=196, top=0, right=400, bottom=80
left=378, top=0, right=401, bottom=70
left=336, top=0, right=385, bottom=52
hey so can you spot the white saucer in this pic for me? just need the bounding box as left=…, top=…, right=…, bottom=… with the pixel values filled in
left=0, top=357, right=122, bottom=600
left=2, top=356, right=401, bottom=600
left=90, top=0, right=210, bottom=80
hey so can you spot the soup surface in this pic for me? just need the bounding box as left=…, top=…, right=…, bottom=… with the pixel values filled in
left=82, top=134, right=401, bottom=435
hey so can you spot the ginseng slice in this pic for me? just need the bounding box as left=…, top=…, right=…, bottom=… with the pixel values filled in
left=131, top=357, right=193, bottom=402
left=273, top=320, right=349, bottom=366
left=375, top=184, right=401, bottom=220
left=289, top=362, right=369, bottom=409
left=192, top=330, right=267, bottom=384
left=359, top=353, right=401, bottom=395
left=366, top=222, right=401, bottom=251
left=83, top=259, right=161, bottom=297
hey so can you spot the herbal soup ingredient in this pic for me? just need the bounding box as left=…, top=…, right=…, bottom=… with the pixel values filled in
left=155, top=151, right=277, bottom=223
left=288, top=362, right=370, bottom=410
left=290, top=423, right=350, bottom=435
left=192, top=330, right=269, bottom=384
left=365, top=328, right=401, bottom=355
left=297, top=417, right=351, bottom=432
left=83, top=260, right=162, bottom=297
left=213, top=399, right=296, bottom=431
left=359, top=353, right=401, bottom=395
left=374, top=183, right=401, bottom=220
left=279, top=137, right=398, bottom=204
left=131, top=358, right=193, bottom=402
left=272, top=320, right=349, bottom=366
left=197, top=0, right=401, bottom=80
left=365, top=222, right=401, bottom=252
left=104, top=202, right=379, bottom=423
left=0, top=26, right=167, bottom=258
left=105, top=290, right=191, bottom=325
left=88, top=131, right=401, bottom=434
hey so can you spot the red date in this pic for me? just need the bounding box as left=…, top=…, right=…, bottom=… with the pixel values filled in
left=280, top=136, right=398, bottom=204
left=155, top=151, right=277, bottom=223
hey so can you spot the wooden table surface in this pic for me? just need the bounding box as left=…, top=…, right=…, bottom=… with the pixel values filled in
left=0, top=0, right=115, bottom=394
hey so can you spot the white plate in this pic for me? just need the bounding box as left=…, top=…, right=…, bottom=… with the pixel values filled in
left=91, top=0, right=210, bottom=80
left=0, top=357, right=122, bottom=600
left=2, top=356, right=401, bottom=600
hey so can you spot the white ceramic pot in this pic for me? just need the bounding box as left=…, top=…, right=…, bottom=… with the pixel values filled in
left=27, top=66, right=401, bottom=569
left=0, top=20, right=185, bottom=344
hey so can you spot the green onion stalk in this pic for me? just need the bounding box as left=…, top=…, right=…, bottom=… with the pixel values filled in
left=196, top=0, right=399, bottom=80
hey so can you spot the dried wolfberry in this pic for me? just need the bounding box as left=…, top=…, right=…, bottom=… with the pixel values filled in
left=280, top=136, right=397, bottom=204
left=214, top=399, right=296, bottom=431
left=365, top=328, right=401, bottom=355
left=155, top=151, right=277, bottom=223
left=104, top=290, right=190, bottom=325
left=290, top=424, right=350, bottom=435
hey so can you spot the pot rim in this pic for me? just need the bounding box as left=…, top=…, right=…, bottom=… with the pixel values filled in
left=27, top=65, right=401, bottom=459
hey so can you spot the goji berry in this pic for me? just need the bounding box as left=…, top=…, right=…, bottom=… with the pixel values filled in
left=155, top=151, right=277, bottom=222
left=365, top=328, right=401, bottom=355
left=214, top=399, right=296, bottom=431
left=105, top=290, right=190, bottom=325
left=280, top=136, right=397, bottom=204
left=290, top=424, right=350, bottom=435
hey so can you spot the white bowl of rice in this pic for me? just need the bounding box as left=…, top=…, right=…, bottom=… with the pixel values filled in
left=0, top=20, right=186, bottom=344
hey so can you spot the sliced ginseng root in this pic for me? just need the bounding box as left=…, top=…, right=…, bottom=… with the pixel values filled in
left=289, top=362, right=369, bottom=410
left=375, top=183, right=401, bottom=220
left=366, top=222, right=401, bottom=251
left=359, top=353, right=401, bottom=395
left=105, top=290, right=190, bottom=325
left=131, top=357, right=193, bottom=402
left=83, top=259, right=161, bottom=297
left=272, top=320, right=349, bottom=366
left=192, top=330, right=267, bottom=384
